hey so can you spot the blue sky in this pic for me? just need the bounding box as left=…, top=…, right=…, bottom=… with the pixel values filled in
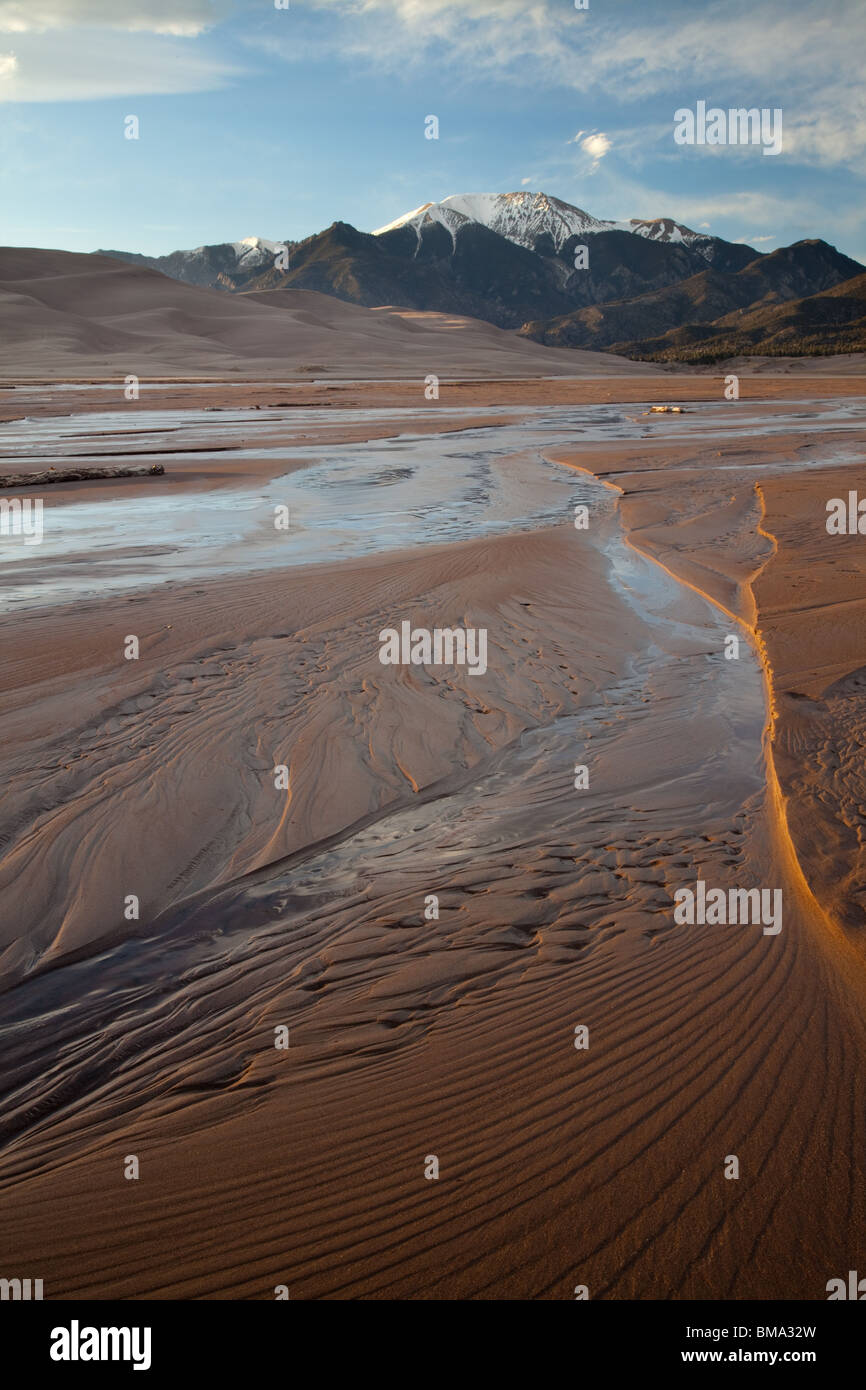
left=1, top=0, right=864, bottom=262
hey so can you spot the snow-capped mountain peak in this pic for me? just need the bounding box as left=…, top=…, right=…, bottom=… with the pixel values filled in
left=373, top=191, right=708, bottom=254
left=229, top=236, right=284, bottom=267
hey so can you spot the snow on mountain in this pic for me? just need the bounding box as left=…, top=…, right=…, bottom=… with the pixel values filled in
left=625, top=217, right=701, bottom=245
left=165, top=237, right=282, bottom=269
left=373, top=191, right=710, bottom=255
left=373, top=192, right=610, bottom=249
left=230, top=236, right=284, bottom=267
left=122, top=199, right=710, bottom=284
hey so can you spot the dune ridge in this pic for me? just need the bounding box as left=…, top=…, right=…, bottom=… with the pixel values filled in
left=0, top=248, right=650, bottom=381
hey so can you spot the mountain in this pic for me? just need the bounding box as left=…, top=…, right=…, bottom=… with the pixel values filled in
left=374, top=191, right=717, bottom=256
left=97, top=236, right=285, bottom=290
left=100, top=192, right=728, bottom=293
left=96, top=192, right=864, bottom=360
left=608, top=270, right=866, bottom=362
left=100, top=191, right=758, bottom=327
left=518, top=241, right=865, bottom=360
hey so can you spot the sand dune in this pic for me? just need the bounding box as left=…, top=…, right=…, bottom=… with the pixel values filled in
left=0, top=248, right=652, bottom=381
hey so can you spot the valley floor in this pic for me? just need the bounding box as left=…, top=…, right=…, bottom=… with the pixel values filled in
left=1, top=374, right=865, bottom=1298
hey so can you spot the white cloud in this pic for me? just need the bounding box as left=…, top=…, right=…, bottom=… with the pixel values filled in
left=259, top=0, right=578, bottom=83
left=291, top=0, right=866, bottom=172
left=783, top=107, right=866, bottom=172
left=567, top=130, right=612, bottom=173
left=304, top=0, right=861, bottom=91
left=0, top=0, right=245, bottom=100
left=565, top=129, right=611, bottom=172
left=0, top=32, right=245, bottom=101
left=0, top=1, right=232, bottom=35
left=633, top=186, right=810, bottom=231
left=581, top=133, right=611, bottom=160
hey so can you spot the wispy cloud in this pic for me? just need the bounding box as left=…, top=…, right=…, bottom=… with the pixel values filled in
left=783, top=106, right=866, bottom=171
left=0, top=31, right=246, bottom=101
left=289, top=0, right=865, bottom=172
left=6, top=0, right=865, bottom=183
left=0, top=0, right=244, bottom=100
left=0, top=1, right=232, bottom=35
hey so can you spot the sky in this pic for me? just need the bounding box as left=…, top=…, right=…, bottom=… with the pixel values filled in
left=0, top=0, right=864, bottom=262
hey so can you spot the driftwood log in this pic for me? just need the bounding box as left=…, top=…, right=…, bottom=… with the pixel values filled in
left=0, top=463, right=165, bottom=490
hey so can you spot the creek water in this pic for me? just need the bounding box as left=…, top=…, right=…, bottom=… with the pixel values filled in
left=2, top=400, right=863, bottom=609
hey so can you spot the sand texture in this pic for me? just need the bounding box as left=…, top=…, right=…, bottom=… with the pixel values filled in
left=1, top=266, right=865, bottom=1298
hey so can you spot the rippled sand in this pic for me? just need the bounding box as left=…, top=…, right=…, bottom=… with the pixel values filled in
left=1, top=375, right=865, bottom=1299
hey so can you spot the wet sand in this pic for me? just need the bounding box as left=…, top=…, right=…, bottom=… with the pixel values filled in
left=3, top=368, right=865, bottom=426
left=1, top=376, right=865, bottom=1299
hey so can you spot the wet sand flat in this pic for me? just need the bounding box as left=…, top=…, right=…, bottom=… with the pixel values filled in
left=1, top=377, right=865, bottom=1299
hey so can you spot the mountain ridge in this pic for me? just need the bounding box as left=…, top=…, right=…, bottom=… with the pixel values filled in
left=95, top=191, right=864, bottom=361
left=517, top=241, right=865, bottom=360
left=372, top=191, right=713, bottom=255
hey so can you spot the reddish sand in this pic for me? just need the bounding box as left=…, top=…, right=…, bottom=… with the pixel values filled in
left=1, top=294, right=865, bottom=1298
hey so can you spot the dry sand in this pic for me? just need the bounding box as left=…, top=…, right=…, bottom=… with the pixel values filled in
left=0, top=264, right=865, bottom=1298
left=0, top=248, right=650, bottom=381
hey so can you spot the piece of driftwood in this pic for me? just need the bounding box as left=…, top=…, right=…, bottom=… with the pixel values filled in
left=0, top=463, right=165, bottom=490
